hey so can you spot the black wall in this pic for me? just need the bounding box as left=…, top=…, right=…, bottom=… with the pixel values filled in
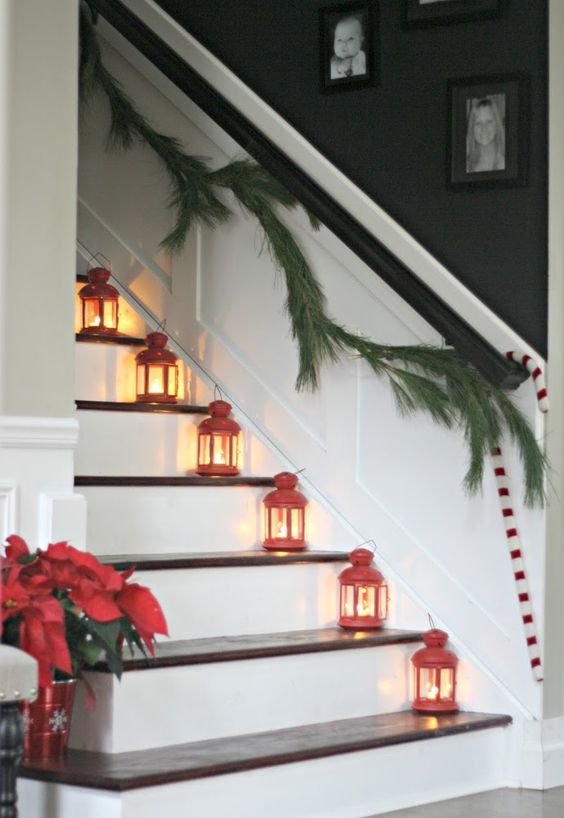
left=156, top=0, right=548, bottom=356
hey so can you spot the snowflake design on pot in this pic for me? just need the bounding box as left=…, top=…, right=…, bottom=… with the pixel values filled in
left=49, top=708, right=68, bottom=733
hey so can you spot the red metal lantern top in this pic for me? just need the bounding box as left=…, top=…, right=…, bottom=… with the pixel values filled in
left=135, top=332, right=178, bottom=365
left=263, top=472, right=308, bottom=508
left=339, top=547, right=385, bottom=584
left=198, top=400, right=241, bottom=434
left=412, top=629, right=458, bottom=668
left=79, top=267, right=119, bottom=299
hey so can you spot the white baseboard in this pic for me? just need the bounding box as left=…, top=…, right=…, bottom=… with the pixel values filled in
left=520, top=716, right=564, bottom=788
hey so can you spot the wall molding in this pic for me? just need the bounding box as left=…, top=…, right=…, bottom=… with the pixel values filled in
left=0, top=417, right=79, bottom=450
left=0, top=482, right=18, bottom=542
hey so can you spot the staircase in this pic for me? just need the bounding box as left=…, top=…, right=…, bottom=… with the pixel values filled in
left=17, top=299, right=513, bottom=818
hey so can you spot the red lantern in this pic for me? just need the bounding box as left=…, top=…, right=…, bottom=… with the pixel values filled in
left=262, top=472, right=308, bottom=551
left=338, top=547, right=388, bottom=629
left=196, top=400, right=241, bottom=475
left=78, top=267, right=119, bottom=334
left=135, top=332, right=179, bottom=403
left=411, top=628, right=458, bottom=713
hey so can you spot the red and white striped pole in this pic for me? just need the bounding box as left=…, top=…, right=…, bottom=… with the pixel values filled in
left=490, top=352, right=548, bottom=682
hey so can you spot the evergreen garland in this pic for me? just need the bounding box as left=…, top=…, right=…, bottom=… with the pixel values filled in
left=79, top=10, right=546, bottom=507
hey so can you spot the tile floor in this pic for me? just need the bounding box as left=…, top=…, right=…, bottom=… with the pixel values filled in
left=365, top=786, right=564, bottom=817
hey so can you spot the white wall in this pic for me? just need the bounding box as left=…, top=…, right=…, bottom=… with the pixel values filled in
left=77, top=29, right=547, bottom=723
left=0, top=0, right=83, bottom=549
left=0, top=0, right=77, bottom=417
left=543, top=0, right=564, bottom=725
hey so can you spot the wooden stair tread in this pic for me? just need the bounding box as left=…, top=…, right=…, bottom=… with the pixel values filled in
left=100, top=549, right=350, bottom=570
left=75, top=332, right=146, bottom=346
left=90, top=627, right=424, bottom=672
left=75, top=475, right=275, bottom=487
left=76, top=400, right=209, bottom=414
left=20, top=710, right=512, bottom=791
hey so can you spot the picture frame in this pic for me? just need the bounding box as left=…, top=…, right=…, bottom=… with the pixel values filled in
left=319, top=2, right=378, bottom=93
left=447, top=74, right=529, bottom=190
left=403, top=0, right=502, bottom=29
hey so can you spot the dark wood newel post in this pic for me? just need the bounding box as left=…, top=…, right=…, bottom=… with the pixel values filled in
left=0, top=703, right=24, bottom=818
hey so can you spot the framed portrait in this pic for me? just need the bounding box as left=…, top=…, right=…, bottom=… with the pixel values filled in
left=403, top=0, right=502, bottom=28
left=447, top=75, right=529, bottom=190
left=319, top=2, right=378, bottom=93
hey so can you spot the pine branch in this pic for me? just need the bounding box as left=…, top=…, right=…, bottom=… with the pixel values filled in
left=78, top=10, right=547, bottom=506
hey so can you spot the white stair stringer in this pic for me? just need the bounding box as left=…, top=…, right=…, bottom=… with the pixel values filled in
left=20, top=725, right=510, bottom=818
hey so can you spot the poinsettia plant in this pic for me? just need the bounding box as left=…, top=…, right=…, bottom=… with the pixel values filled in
left=1, top=535, right=168, bottom=688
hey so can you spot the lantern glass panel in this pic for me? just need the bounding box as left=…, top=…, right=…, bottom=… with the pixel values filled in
left=271, top=507, right=287, bottom=539
left=212, top=433, right=229, bottom=465
left=167, top=367, right=178, bottom=397
left=378, top=584, right=388, bottom=619
left=232, top=435, right=240, bottom=467
left=356, top=585, right=375, bottom=618
left=341, top=585, right=354, bottom=618
left=136, top=365, right=145, bottom=395
left=199, top=434, right=211, bottom=465
left=148, top=365, right=164, bottom=395
left=102, top=301, right=117, bottom=329
left=84, top=300, right=101, bottom=329
left=440, top=668, right=454, bottom=700
left=420, top=668, right=440, bottom=702
left=290, top=508, right=303, bottom=540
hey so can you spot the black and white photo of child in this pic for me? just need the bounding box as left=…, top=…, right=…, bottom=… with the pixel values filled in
left=329, top=13, right=367, bottom=79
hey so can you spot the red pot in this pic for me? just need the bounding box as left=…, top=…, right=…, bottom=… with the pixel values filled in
left=21, top=680, right=77, bottom=761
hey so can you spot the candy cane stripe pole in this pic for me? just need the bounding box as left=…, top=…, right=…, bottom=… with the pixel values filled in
left=506, top=351, right=549, bottom=412
left=490, top=350, right=547, bottom=682
left=491, top=445, right=543, bottom=681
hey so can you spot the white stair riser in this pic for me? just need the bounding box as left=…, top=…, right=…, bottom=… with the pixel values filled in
left=70, top=645, right=415, bottom=752
left=21, top=727, right=510, bottom=818
left=75, top=342, right=191, bottom=403
left=76, top=410, right=280, bottom=476
left=82, top=486, right=348, bottom=553
left=135, top=563, right=343, bottom=640
left=135, top=569, right=406, bottom=641
left=76, top=410, right=197, bottom=475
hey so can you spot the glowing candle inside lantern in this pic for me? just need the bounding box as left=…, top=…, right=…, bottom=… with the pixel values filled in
left=214, top=446, right=226, bottom=464
left=356, top=587, right=373, bottom=617
left=427, top=683, right=439, bottom=700
left=149, top=376, right=163, bottom=393
left=276, top=521, right=288, bottom=538
left=93, top=315, right=101, bottom=326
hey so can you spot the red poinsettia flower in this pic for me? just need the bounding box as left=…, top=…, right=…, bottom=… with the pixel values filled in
left=116, top=583, right=169, bottom=654
left=2, top=535, right=168, bottom=688
left=18, top=595, right=73, bottom=687
left=4, top=534, right=30, bottom=563
left=1, top=564, right=30, bottom=621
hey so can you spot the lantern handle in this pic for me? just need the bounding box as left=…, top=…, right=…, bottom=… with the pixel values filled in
left=87, top=252, right=112, bottom=274
left=213, top=383, right=224, bottom=402
left=155, top=319, right=167, bottom=333
left=294, top=468, right=306, bottom=476
left=428, top=613, right=436, bottom=630
left=356, top=539, right=377, bottom=555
